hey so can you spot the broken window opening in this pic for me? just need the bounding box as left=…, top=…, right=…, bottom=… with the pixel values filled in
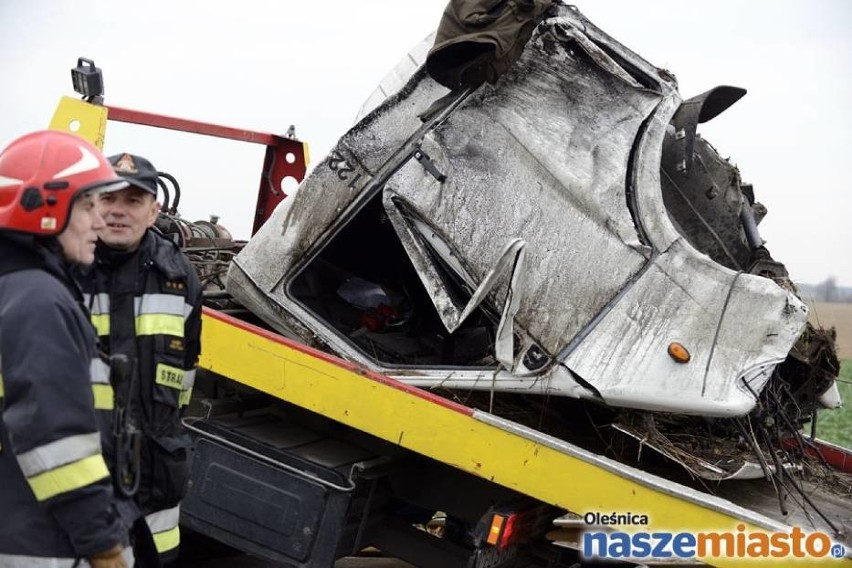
left=288, top=193, right=500, bottom=368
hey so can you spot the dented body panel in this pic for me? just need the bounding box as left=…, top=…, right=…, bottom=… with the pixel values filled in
left=228, top=6, right=808, bottom=417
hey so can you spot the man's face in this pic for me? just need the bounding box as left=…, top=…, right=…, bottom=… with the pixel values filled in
left=97, top=186, right=159, bottom=251
left=57, top=192, right=106, bottom=265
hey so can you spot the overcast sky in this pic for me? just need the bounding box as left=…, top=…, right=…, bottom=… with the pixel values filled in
left=1, top=1, right=850, bottom=287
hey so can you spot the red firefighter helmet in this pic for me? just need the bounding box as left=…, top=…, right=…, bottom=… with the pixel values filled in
left=0, top=130, right=127, bottom=236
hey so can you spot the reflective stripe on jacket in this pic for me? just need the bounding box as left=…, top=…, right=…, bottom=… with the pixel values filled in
left=146, top=504, right=181, bottom=555
left=82, top=232, right=202, bottom=415
left=0, top=546, right=135, bottom=567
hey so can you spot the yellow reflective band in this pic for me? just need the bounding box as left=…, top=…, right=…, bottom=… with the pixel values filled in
left=152, top=525, right=180, bottom=554
left=92, top=383, right=114, bottom=410
left=178, top=388, right=192, bottom=408
left=91, top=313, right=110, bottom=336
left=136, top=314, right=184, bottom=337
left=155, top=364, right=184, bottom=390
left=27, top=454, right=109, bottom=502
left=0, top=372, right=4, bottom=398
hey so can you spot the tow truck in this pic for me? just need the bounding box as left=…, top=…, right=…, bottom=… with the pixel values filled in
left=49, top=5, right=851, bottom=567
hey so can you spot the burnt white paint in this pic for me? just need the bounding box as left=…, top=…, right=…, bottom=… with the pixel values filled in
left=228, top=6, right=807, bottom=417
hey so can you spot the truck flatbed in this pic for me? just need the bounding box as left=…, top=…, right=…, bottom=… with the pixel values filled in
left=198, top=308, right=852, bottom=568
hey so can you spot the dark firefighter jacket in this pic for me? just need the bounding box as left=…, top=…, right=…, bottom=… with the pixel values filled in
left=78, top=229, right=202, bottom=558
left=0, top=234, right=132, bottom=566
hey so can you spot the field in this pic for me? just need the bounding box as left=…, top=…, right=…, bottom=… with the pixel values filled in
left=815, top=360, right=851, bottom=448
left=804, top=301, right=851, bottom=446
left=808, top=301, right=852, bottom=360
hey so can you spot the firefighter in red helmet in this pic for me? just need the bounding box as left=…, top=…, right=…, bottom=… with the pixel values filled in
left=0, top=131, right=136, bottom=567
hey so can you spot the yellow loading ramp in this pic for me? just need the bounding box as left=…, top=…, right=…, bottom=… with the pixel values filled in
left=199, top=309, right=850, bottom=568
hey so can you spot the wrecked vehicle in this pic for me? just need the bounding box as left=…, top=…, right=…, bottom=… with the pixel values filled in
left=227, top=2, right=841, bottom=480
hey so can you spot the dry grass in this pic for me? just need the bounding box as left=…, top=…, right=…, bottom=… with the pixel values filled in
left=807, top=301, right=852, bottom=359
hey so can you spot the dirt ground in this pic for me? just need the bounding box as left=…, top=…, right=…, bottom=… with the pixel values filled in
left=807, top=301, right=852, bottom=360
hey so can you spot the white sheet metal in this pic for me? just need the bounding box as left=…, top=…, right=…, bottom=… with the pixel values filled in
left=228, top=6, right=808, bottom=417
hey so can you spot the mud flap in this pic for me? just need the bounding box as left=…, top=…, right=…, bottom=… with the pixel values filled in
left=669, top=85, right=746, bottom=173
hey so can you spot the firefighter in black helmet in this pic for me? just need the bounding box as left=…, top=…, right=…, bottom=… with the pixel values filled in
left=77, top=152, right=202, bottom=565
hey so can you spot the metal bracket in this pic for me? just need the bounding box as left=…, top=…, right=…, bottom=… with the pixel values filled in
left=671, top=85, right=747, bottom=173
left=414, top=148, right=447, bottom=182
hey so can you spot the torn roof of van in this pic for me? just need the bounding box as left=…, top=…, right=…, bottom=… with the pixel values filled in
left=227, top=4, right=809, bottom=417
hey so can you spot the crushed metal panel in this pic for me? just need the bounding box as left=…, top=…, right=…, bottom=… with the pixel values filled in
left=382, top=16, right=661, bottom=354
left=228, top=5, right=811, bottom=417
left=561, top=239, right=808, bottom=416
left=356, top=33, right=436, bottom=122
left=233, top=67, right=450, bottom=296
